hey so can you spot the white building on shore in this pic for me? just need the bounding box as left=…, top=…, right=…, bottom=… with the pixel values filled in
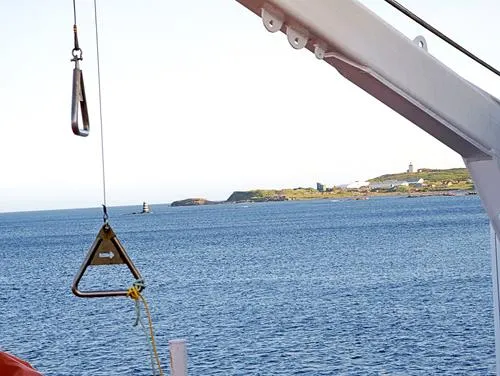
left=370, top=178, right=424, bottom=189
left=346, top=181, right=370, bottom=189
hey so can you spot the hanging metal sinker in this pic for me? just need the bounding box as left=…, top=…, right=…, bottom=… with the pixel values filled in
left=71, top=56, right=90, bottom=137
left=70, top=22, right=89, bottom=137
left=72, top=223, right=144, bottom=298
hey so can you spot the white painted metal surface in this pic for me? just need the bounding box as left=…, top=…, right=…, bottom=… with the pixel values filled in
left=491, top=226, right=500, bottom=374
left=169, top=339, right=188, bottom=376
left=236, top=0, right=500, bottom=373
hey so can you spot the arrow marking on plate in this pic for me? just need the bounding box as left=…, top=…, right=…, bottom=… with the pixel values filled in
left=98, top=251, right=114, bottom=259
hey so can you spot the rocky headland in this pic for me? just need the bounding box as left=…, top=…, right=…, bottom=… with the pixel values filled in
left=170, top=198, right=223, bottom=207
left=169, top=168, right=475, bottom=207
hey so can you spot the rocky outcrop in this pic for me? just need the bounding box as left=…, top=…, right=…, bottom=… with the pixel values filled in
left=226, top=191, right=255, bottom=202
left=170, top=198, right=221, bottom=207
left=226, top=190, right=288, bottom=203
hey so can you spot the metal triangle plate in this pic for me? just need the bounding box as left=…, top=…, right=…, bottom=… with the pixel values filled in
left=72, top=223, right=143, bottom=298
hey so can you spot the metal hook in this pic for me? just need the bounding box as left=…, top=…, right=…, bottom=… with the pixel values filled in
left=102, top=204, right=109, bottom=223
left=71, top=60, right=89, bottom=137
left=71, top=48, right=83, bottom=62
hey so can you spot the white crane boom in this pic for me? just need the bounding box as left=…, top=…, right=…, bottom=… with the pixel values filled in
left=236, top=0, right=500, bottom=373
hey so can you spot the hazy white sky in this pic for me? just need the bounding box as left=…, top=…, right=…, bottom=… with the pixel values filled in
left=1, top=0, right=500, bottom=212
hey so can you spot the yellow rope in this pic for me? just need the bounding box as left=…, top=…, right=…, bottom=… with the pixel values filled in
left=127, top=284, right=164, bottom=376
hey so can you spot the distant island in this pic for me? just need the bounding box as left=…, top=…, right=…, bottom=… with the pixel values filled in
left=170, top=168, right=475, bottom=207
left=171, top=198, right=223, bottom=207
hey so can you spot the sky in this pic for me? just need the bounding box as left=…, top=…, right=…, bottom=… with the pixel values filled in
left=1, top=0, right=500, bottom=212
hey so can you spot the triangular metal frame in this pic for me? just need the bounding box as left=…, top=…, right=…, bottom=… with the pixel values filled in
left=72, top=223, right=143, bottom=298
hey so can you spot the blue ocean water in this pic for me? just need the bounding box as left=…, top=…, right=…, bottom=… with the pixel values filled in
left=0, top=195, right=495, bottom=375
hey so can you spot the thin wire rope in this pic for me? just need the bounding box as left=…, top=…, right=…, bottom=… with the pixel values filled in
left=72, top=0, right=77, bottom=25
left=93, top=0, right=107, bottom=210
left=382, top=0, right=500, bottom=78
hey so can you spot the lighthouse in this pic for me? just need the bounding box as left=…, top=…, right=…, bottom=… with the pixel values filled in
left=141, top=202, right=151, bottom=214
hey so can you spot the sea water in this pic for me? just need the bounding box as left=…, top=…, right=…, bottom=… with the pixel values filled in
left=0, top=195, right=495, bottom=375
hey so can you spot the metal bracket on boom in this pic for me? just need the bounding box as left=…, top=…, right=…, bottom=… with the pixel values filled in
left=261, top=5, right=283, bottom=33
left=286, top=25, right=308, bottom=50
left=261, top=4, right=309, bottom=50
left=413, top=35, right=428, bottom=51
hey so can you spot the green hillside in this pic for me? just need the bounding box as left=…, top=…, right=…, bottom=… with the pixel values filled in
left=225, top=168, right=473, bottom=203
left=226, top=188, right=367, bottom=202
left=369, top=168, right=470, bottom=184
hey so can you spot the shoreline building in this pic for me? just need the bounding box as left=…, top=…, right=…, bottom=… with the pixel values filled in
left=316, top=182, right=325, bottom=192
left=346, top=181, right=370, bottom=189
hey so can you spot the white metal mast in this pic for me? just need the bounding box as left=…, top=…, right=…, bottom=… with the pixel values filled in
left=237, top=0, right=500, bottom=372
